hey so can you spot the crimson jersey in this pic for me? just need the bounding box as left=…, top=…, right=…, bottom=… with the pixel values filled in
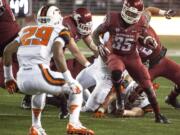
left=0, top=0, right=20, bottom=49
left=63, top=16, right=88, bottom=42
left=101, top=11, right=146, bottom=55
left=138, top=26, right=167, bottom=67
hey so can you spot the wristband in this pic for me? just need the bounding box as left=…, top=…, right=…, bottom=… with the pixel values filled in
left=3, top=65, right=14, bottom=80
left=159, top=10, right=166, bottom=16
left=62, top=70, right=74, bottom=83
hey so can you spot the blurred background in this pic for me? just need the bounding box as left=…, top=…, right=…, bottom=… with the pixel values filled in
left=8, top=0, right=180, bottom=36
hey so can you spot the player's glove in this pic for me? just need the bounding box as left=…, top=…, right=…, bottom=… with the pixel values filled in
left=5, top=79, right=18, bottom=94
left=164, top=9, right=176, bottom=19
left=62, top=70, right=82, bottom=94
left=93, top=106, right=106, bottom=118
left=155, top=113, right=170, bottom=124
left=69, top=80, right=82, bottom=94
left=3, top=65, right=18, bottom=94
left=143, top=36, right=158, bottom=50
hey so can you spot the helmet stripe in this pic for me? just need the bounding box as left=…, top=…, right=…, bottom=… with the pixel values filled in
left=40, top=5, right=51, bottom=17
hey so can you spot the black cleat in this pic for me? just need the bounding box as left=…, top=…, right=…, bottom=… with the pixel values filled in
left=59, top=111, right=70, bottom=119
left=155, top=114, right=170, bottom=124
left=165, top=96, right=180, bottom=109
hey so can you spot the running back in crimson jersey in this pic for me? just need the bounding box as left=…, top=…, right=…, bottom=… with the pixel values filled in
left=100, top=11, right=147, bottom=55
left=16, top=25, right=70, bottom=67
left=0, top=0, right=20, bottom=53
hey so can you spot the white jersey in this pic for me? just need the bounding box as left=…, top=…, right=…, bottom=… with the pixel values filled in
left=15, top=25, right=66, bottom=67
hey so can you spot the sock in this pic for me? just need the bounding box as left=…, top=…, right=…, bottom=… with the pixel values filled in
left=144, top=87, right=160, bottom=117
left=32, top=108, right=42, bottom=128
left=69, top=92, right=82, bottom=124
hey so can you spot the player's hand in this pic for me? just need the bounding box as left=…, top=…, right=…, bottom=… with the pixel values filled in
left=93, top=111, right=105, bottom=118
left=93, top=107, right=106, bottom=118
left=5, top=79, right=18, bottom=94
left=155, top=114, right=170, bottom=124
left=69, top=80, right=82, bottom=94
left=144, top=36, right=158, bottom=50
left=165, top=9, right=176, bottom=19
left=98, top=44, right=110, bottom=58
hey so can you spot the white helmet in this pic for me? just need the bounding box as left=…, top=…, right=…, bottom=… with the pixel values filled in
left=121, top=0, right=144, bottom=24
left=37, top=5, right=63, bottom=27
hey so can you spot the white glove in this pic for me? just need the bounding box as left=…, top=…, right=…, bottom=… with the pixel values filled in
left=62, top=70, right=82, bottom=94
left=69, top=80, right=82, bottom=94
left=98, top=44, right=110, bottom=57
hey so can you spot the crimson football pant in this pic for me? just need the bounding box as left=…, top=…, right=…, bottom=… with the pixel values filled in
left=107, top=52, right=160, bottom=117
left=149, top=56, right=180, bottom=98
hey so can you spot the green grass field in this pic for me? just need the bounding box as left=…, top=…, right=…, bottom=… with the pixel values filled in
left=0, top=36, right=180, bottom=135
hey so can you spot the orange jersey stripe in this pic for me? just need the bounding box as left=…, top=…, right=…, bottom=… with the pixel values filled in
left=39, top=64, right=66, bottom=86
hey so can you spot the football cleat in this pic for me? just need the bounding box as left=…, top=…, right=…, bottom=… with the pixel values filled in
left=66, top=122, right=94, bottom=135
left=155, top=114, right=170, bottom=124
left=21, top=96, right=31, bottom=109
left=59, top=112, right=70, bottom=119
left=28, top=126, right=47, bottom=135
left=165, top=96, right=180, bottom=109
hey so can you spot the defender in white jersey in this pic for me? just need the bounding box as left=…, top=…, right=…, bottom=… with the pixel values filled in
left=3, top=5, right=94, bottom=135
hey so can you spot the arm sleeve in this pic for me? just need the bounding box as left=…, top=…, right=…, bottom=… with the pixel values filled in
left=58, top=29, right=71, bottom=45
left=93, top=15, right=110, bottom=46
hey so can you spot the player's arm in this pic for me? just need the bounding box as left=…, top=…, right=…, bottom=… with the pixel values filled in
left=3, top=40, right=20, bottom=94
left=0, top=0, right=5, bottom=16
left=67, top=37, right=91, bottom=67
left=82, top=35, right=98, bottom=57
left=145, top=7, right=176, bottom=19
left=123, top=107, right=144, bottom=117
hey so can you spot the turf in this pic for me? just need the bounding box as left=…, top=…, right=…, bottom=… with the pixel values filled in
left=0, top=36, right=180, bottom=135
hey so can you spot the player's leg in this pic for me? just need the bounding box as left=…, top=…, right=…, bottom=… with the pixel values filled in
left=107, top=54, right=125, bottom=114
left=76, top=63, right=97, bottom=102
left=66, top=87, right=94, bottom=135
left=149, top=57, right=180, bottom=108
left=29, top=93, right=47, bottom=135
left=126, top=54, right=168, bottom=123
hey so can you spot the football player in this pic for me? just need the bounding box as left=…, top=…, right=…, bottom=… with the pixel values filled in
left=45, top=7, right=98, bottom=118
left=21, top=7, right=98, bottom=116
left=129, top=7, right=180, bottom=109
left=93, top=0, right=168, bottom=123
left=3, top=4, right=94, bottom=135
left=0, top=0, right=20, bottom=87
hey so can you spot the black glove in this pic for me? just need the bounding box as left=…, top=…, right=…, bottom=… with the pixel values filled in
left=165, top=9, right=176, bottom=19
left=155, top=114, right=170, bottom=124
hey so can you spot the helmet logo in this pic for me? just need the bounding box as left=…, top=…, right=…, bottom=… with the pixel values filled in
left=73, top=13, right=81, bottom=22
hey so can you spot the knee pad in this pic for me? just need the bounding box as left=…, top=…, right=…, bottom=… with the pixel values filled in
left=111, top=70, right=122, bottom=83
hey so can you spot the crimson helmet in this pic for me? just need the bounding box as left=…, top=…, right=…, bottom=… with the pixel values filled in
left=73, top=8, right=92, bottom=35
left=121, top=0, right=144, bottom=24
left=37, top=5, right=63, bottom=27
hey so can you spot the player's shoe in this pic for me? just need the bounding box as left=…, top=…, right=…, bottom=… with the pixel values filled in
left=28, top=126, right=47, bottom=135
left=59, top=112, right=70, bottom=119
left=165, top=96, right=180, bottom=109
left=155, top=114, right=170, bottom=124
left=66, top=122, right=94, bottom=135
left=21, top=95, right=31, bottom=109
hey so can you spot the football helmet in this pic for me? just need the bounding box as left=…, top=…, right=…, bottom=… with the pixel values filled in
left=73, top=8, right=92, bottom=35
left=37, top=5, right=63, bottom=27
left=121, top=0, right=144, bottom=24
